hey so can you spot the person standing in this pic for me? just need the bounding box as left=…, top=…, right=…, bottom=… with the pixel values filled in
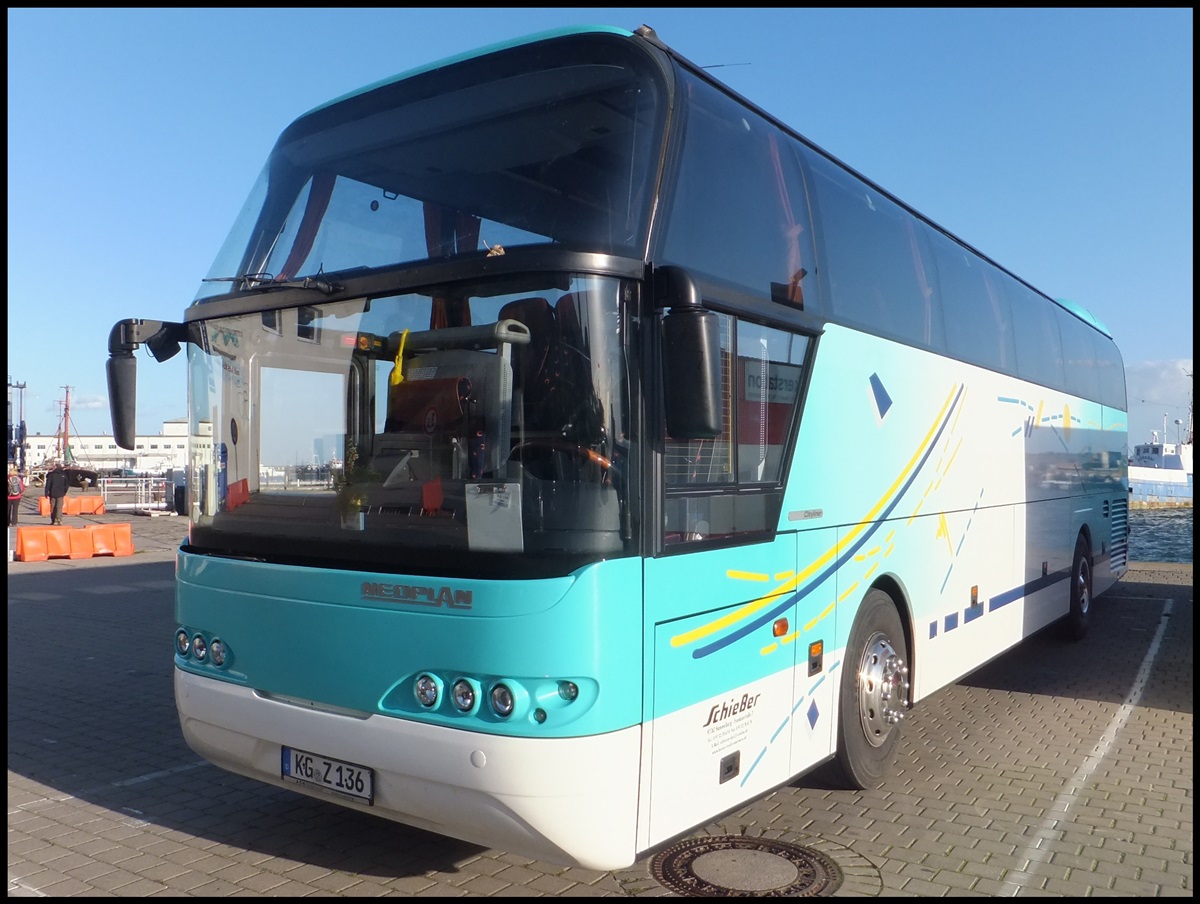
left=7, top=464, right=25, bottom=526
left=44, top=461, right=70, bottom=525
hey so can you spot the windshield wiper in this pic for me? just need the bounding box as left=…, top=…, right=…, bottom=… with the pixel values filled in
left=203, top=273, right=343, bottom=295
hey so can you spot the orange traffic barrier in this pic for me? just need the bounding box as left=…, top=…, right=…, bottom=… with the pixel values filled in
left=44, top=526, right=72, bottom=559
left=227, top=478, right=250, bottom=510
left=89, top=523, right=134, bottom=557
left=68, top=528, right=95, bottom=559
left=88, top=524, right=117, bottom=556
left=15, top=526, right=71, bottom=562
left=15, top=523, right=135, bottom=561
left=37, top=496, right=107, bottom=516
left=16, top=525, right=71, bottom=561
left=15, top=526, right=51, bottom=562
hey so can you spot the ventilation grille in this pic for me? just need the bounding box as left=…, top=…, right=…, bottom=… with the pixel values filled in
left=1108, top=496, right=1129, bottom=570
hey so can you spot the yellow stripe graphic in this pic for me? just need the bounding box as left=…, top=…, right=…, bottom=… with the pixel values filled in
left=670, top=384, right=959, bottom=649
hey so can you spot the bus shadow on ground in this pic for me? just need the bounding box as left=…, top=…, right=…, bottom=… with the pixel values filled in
left=784, top=580, right=1191, bottom=808
left=7, top=561, right=491, bottom=879
left=954, top=583, right=1190, bottom=714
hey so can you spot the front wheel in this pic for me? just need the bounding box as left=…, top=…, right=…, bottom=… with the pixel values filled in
left=834, top=589, right=910, bottom=790
left=1061, top=535, right=1093, bottom=642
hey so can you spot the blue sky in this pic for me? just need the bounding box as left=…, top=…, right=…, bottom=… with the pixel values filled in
left=7, top=8, right=1193, bottom=450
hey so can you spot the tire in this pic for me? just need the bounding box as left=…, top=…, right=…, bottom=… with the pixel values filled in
left=834, top=589, right=910, bottom=790
left=1061, top=535, right=1092, bottom=642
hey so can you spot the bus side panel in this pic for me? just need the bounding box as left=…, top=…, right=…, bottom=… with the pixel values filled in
left=783, top=329, right=1023, bottom=668
left=641, top=537, right=797, bottom=850
left=903, top=504, right=1017, bottom=698
left=879, top=360, right=1032, bottom=699
left=1016, top=392, right=1125, bottom=636
left=781, top=329, right=1125, bottom=703
left=1022, top=394, right=1077, bottom=627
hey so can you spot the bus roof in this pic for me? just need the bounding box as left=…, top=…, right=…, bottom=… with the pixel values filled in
left=261, top=25, right=1119, bottom=348
left=304, top=25, right=635, bottom=118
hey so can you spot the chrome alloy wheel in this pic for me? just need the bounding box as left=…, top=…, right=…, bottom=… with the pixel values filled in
left=856, top=630, right=910, bottom=748
left=1075, top=555, right=1092, bottom=617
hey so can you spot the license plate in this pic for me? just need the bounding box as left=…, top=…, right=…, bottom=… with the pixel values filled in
left=281, top=746, right=373, bottom=804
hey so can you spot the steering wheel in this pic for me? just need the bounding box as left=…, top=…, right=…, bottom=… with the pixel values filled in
left=510, top=440, right=613, bottom=472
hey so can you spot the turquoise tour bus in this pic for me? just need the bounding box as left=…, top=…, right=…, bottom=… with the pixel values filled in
left=106, top=23, right=1129, bottom=870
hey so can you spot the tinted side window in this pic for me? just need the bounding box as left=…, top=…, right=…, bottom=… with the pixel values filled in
left=660, top=75, right=817, bottom=310
left=664, top=311, right=735, bottom=488
left=928, top=228, right=1016, bottom=373
left=1058, top=308, right=1101, bottom=402
left=1009, top=282, right=1065, bottom=389
left=804, top=151, right=943, bottom=351
left=734, top=320, right=807, bottom=484
left=1093, top=333, right=1127, bottom=411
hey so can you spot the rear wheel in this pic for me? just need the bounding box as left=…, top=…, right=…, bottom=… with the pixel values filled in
left=834, top=590, right=910, bottom=790
left=1061, top=535, right=1092, bottom=641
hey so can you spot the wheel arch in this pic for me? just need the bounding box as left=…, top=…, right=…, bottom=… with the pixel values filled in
left=1076, top=522, right=1094, bottom=560
left=864, top=573, right=914, bottom=706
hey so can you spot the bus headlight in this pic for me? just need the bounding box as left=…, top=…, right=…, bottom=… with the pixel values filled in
left=209, top=638, right=226, bottom=667
left=490, top=683, right=515, bottom=718
left=451, top=679, right=476, bottom=712
left=558, top=681, right=579, bottom=702
left=414, top=674, right=439, bottom=707
left=175, top=630, right=191, bottom=657
left=191, top=634, right=207, bottom=662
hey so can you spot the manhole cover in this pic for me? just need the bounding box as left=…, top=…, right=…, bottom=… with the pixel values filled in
left=651, top=835, right=843, bottom=897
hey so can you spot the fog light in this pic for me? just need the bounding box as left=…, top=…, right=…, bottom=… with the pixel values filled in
left=490, top=683, right=515, bottom=718
left=452, top=679, right=476, bottom=712
left=209, top=638, right=226, bottom=666
left=415, top=674, right=439, bottom=707
left=558, top=681, right=579, bottom=702
left=175, top=630, right=191, bottom=656
left=191, top=635, right=207, bottom=662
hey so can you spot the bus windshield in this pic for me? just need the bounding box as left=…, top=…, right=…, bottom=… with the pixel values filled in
left=194, top=33, right=665, bottom=302
left=186, top=275, right=634, bottom=576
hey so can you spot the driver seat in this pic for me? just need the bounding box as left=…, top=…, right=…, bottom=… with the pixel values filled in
left=498, top=296, right=563, bottom=432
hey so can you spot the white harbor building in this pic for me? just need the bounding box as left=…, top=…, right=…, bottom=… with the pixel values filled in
left=24, top=418, right=192, bottom=475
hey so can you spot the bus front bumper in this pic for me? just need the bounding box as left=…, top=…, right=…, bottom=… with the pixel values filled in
left=175, top=668, right=642, bottom=870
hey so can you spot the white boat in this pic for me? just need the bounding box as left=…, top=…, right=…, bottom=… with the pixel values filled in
left=1128, top=403, right=1193, bottom=507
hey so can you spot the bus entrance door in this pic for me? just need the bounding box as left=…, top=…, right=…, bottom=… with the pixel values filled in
left=642, top=536, right=799, bottom=850
left=786, top=525, right=839, bottom=778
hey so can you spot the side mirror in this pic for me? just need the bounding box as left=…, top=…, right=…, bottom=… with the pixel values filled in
left=657, top=267, right=723, bottom=439
left=106, top=319, right=187, bottom=450
left=106, top=352, right=138, bottom=451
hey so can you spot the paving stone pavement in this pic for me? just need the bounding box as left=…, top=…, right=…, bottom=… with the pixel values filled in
left=8, top=506, right=1193, bottom=896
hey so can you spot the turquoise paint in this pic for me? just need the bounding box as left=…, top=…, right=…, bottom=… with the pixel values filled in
left=644, top=533, right=799, bottom=715
left=304, top=26, right=635, bottom=117
left=651, top=599, right=794, bottom=719
left=175, top=552, right=643, bottom=739
left=693, top=386, right=958, bottom=659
